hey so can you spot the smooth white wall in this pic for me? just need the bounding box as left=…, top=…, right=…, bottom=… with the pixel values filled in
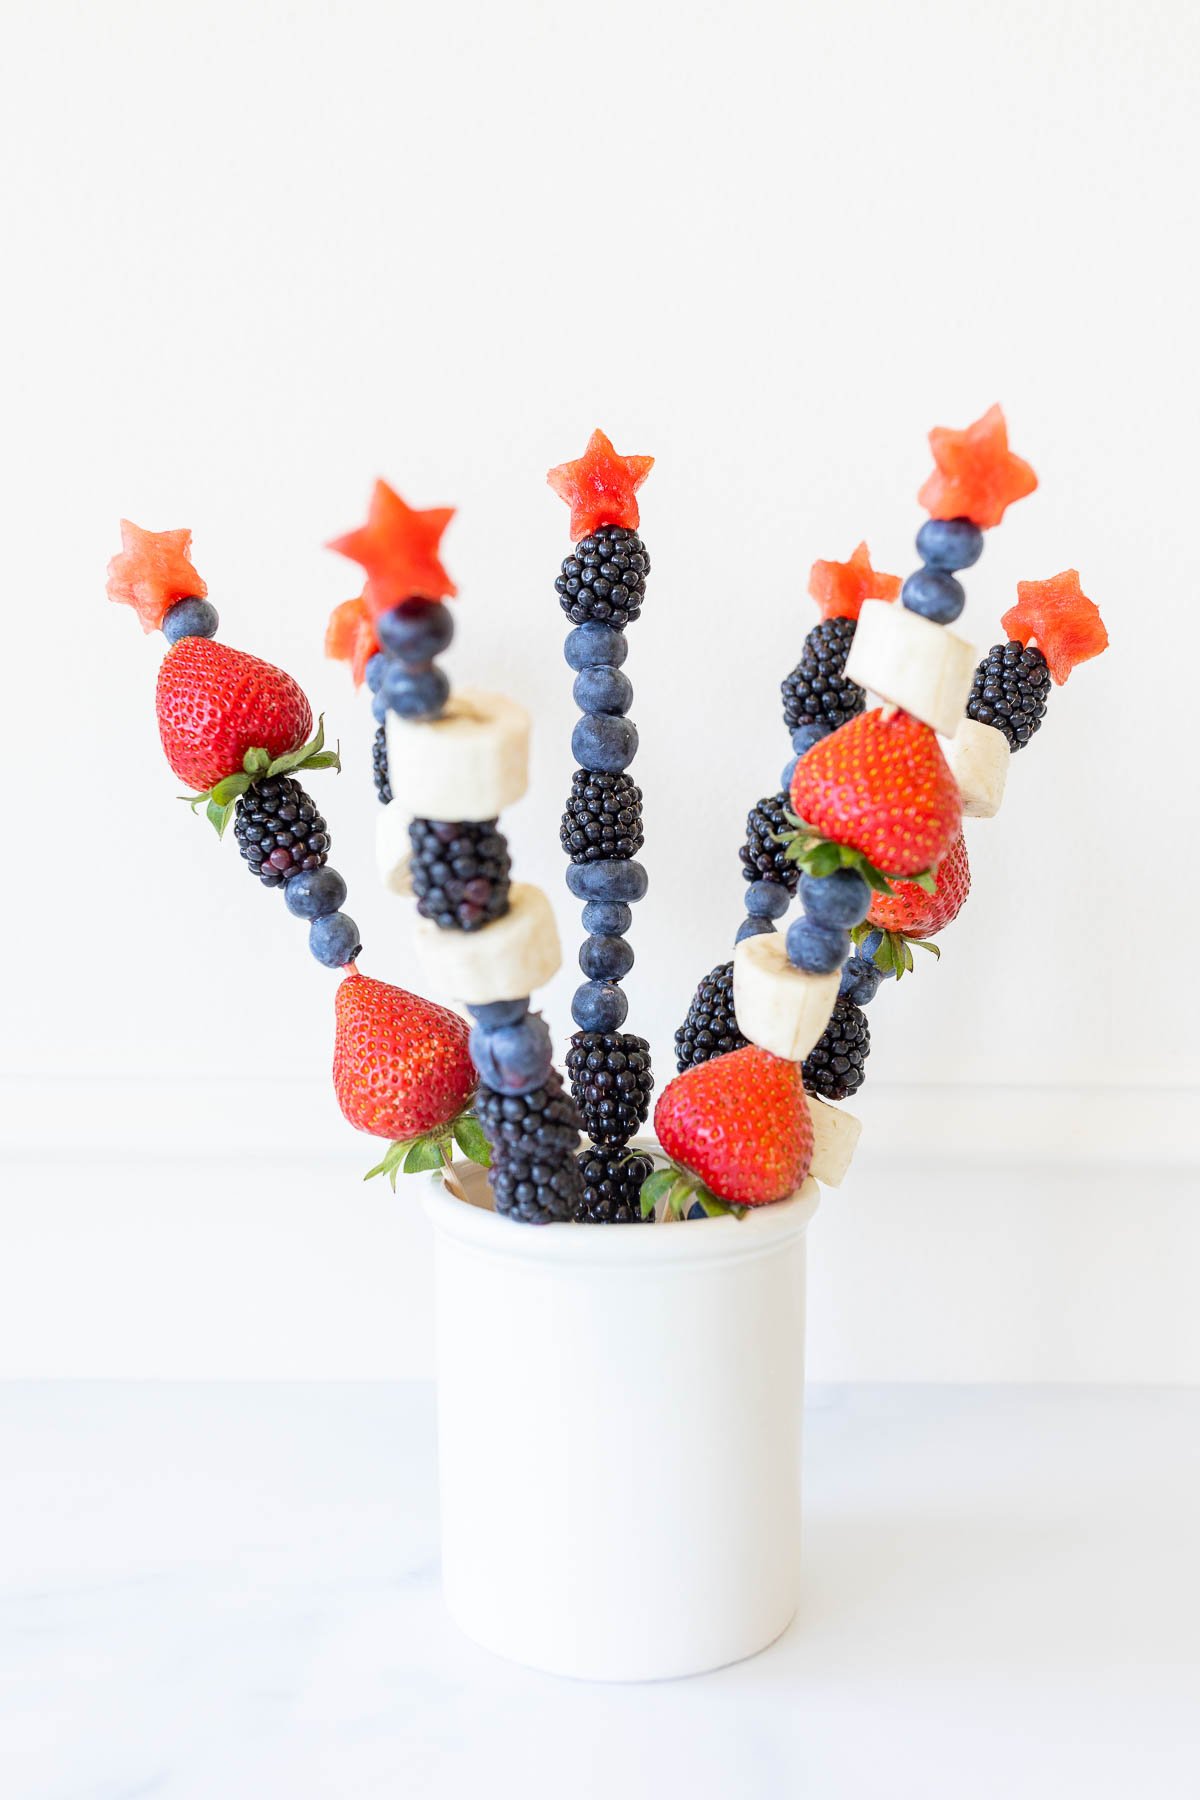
left=2, top=0, right=1196, bottom=1378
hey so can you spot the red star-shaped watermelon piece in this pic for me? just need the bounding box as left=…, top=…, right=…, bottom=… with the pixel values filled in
left=328, top=481, right=456, bottom=617
left=325, top=594, right=379, bottom=688
left=547, top=428, right=654, bottom=541
left=918, top=404, right=1038, bottom=530
left=1001, top=569, right=1108, bottom=685
left=808, top=542, right=901, bottom=621
left=106, top=520, right=207, bottom=633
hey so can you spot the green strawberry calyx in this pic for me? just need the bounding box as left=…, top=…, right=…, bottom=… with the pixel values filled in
left=363, top=1108, right=492, bottom=1191
left=774, top=811, right=937, bottom=897
left=180, top=715, right=343, bottom=838
left=851, top=921, right=941, bottom=980
left=638, top=1155, right=747, bottom=1222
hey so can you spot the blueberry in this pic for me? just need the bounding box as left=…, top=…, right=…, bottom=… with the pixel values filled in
left=285, top=866, right=348, bottom=920
left=839, top=955, right=883, bottom=1005
left=745, top=879, right=790, bottom=920
left=371, top=689, right=389, bottom=723
left=309, top=911, right=362, bottom=968
left=564, top=623, right=628, bottom=670
left=581, top=900, right=632, bottom=936
left=571, top=713, right=638, bottom=772
left=792, top=722, right=830, bottom=755
left=162, top=597, right=219, bottom=644
left=565, top=859, right=648, bottom=903
left=799, top=868, right=871, bottom=928
left=736, top=916, right=776, bottom=944
left=468, top=998, right=529, bottom=1028
left=469, top=1014, right=554, bottom=1096
left=571, top=980, right=629, bottom=1033
left=376, top=599, right=454, bottom=661
left=365, top=652, right=387, bottom=693
left=383, top=660, right=450, bottom=720
left=572, top=665, right=634, bottom=717
left=902, top=567, right=965, bottom=624
left=786, top=917, right=850, bottom=974
left=916, top=517, right=985, bottom=572
left=781, top=757, right=799, bottom=791
left=858, top=930, right=896, bottom=978
left=579, top=934, right=635, bottom=981
left=686, top=1202, right=708, bottom=1221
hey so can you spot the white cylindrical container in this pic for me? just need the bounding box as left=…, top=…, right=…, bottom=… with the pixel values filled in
left=422, top=1163, right=820, bottom=1682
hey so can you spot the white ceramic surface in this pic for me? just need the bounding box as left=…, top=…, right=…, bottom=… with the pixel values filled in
left=422, top=1165, right=820, bottom=1681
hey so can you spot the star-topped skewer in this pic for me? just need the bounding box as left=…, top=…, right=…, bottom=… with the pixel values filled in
left=328, top=480, right=457, bottom=616
left=918, top=403, right=1038, bottom=530
left=547, top=428, right=654, bottom=541
left=808, top=542, right=901, bottom=621
left=106, top=520, right=208, bottom=633
left=1001, top=569, right=1109, bottom=684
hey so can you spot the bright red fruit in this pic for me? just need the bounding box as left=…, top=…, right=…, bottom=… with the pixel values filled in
left=325, top=594, right=379, bottom=687
left=106, top=520, right=207, bottom=633
left=328, top=480, right=457, bottom=617
left=1001, top=569, right=1108, bottom=685
left=155, top=637, right=313, bottom=791
left=333, top=973, right=476, bottom=1141
left=790, top=708, right=961, bottom=877
left=547, top=428, right=654, bottom=540
left=918, top=404, right=1037, bottom=530
left=654, top=1045, right=813, bottom=1207
left=808, top=542, right=900, bottom=621
left=867, top=831, right=971, bottom=939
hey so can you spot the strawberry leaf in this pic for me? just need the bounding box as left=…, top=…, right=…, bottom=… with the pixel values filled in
left=639, top=1168, right=677, bottom=1218
left=452, top=1112, right=492, bottom=1168
left=242, top=746, right=271, bottom=777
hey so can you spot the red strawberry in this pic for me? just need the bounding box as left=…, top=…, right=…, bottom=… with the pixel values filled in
left=333, top=972, right=476, bottom=1142
left=867, top=831, right=971, bottom=940
left=156, top=637, right=313, bottom=791
left=654, top=1045, right=813, bottom=1207
left=790, top=707, right=961, bottom=878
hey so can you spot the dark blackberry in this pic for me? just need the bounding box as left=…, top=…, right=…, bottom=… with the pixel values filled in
left=409, top=818, right=511, bottom=932
left=675, top=962, right=748, bottom=1072
left=802, top=996, right=870, bottom=1102
left=740, top=793, right=801, bottom=893
left=476, top=1073, right=584, bottom=1224
left=560, top=768, right=644, bottom=863
left=781, top=617, right=863, bottom=733
left=966, top=639, right=1052, bottom=752
left=573, top=1148, right=654, bottom=1223
left=372, top=724, right=392, bottom=804
left=566, top=1031, right=653, bottom=1147
left=233, top=776, right=330, bottom=889
left=555, top=526, right=650, bottom=629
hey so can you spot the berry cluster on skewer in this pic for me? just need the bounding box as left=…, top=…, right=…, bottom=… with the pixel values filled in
left=547, top=430, right=657, bottom=1223
left=331, top=484, right=586, bottom=1223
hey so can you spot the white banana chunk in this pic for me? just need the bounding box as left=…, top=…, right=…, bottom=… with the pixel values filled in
left=413, top=882, right=561, bottom=1004
left=844, top=599, right=977, bottom=739
left=806, top=1094, right=862, bottom=1188
left=947, top=716, right=1009, bottom=818
left=385, top=687, right=530, bottom=823
left=375, top=803, right=414, bottom=896
left=733, top=934, right=840, bottom=1063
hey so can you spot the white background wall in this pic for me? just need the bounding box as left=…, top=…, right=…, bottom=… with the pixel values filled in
left=2, top=0, right=1196, bottom=1380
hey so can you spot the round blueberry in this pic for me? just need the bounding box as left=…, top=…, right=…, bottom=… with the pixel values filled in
left=371, top=689, right=389, bottom=724
left=564, top=623, right=628, bottom=671
left=565, top=859, right=648, bottom=903
left=781, top=757, right=799, bottom=792
left=469, top=1014, right=554, bottom=1096
left=572, top=665, right=634, bottom=717
left=858, top=930, right=896, bottom=978
left=916, top=517, right=985, bottom=572
left=799, top=867, right=871, bottom=928
left=745, top=879, right=791, bottom=921
left=840, top=954, right=883, bottom=1006
left=686, top=1202, right=708, bottom=1221
left=581, top=900, right=632, bottom=936
left=468, top=998, right=529, bottom=1028
left=571, top=713, right=638, bottom=772
left=309, top=911, right=362, bottom=968
left=736, top=916, right=776, bottom=944
left=365, top=652, right=387, bottom=694
left=571, top=980, right=629, bottom=1033
left=376, top=599, right=454, bottom=661
left=792, top=722, right=830, bottom=755
left=786, top=916, right=850, bottom=975
left=383, top=660, right=450, bottom=720
left=285, top=866, right=348, bottom=920
left=902, top=567, right=965, bottom=624
left=162, top=597, right=219, bottom=644
left=579, top=934, right=635, bottom=981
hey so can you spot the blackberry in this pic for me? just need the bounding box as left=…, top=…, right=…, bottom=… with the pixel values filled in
left=233, top=776, right=330, bottom=889
left=675, top=962, right=748, bottom=1072
left=409, top=818, right=511, bottom=932
left=476, top=1073, right=584, bottom=1224
left=566, top=1031, right=654, bottom=1147
left=740, top=793, right=801, bottom=893
left=560, top=768, right=644, bottom=863
left=802, top=996, right=870, bottom=1102
left=781, top=617, right=863, bottom=733
left=573, top=1147, right=654, bottom=1223
left=555, top=526, right=650, bottom=629
left=372, top=724, right=392, bottom=804
left=966, top=640, right=1051, bottom=752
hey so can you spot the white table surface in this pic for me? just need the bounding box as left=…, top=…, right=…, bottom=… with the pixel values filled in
left=3, top=1383, right=1197, bottom=1799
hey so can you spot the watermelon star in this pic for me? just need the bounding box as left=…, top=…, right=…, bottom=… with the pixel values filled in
left=1001, top=570, right=1108, bottom=684
left=808, top=542, right=901, bottom=621
left=328, top=481, right=456, bottom=617
left=325, top=593, right=380, bottom=687
left=547, top=428, right=654, bottom=540
left=918, top=404, right=1038, bottom=530
left=106, top=520, right=207, bottom=633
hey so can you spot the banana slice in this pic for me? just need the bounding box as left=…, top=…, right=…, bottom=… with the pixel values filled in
left=807, top=1093, right=862, bottom=1187
left=844, top=599, right=977, bottom=739
left=385, top=687, right=530, bottom=823
left=375, top=803, right=414, bottom=896
left=947, top=716, right=1009, bottom=818
left=733, top=933, right=840, bottom=1062
left=413, top=882, right=561, bottom=1004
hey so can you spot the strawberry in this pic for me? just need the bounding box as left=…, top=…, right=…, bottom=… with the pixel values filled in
left=858, top=831, right=971, bottom=976
left=156, top=637, right=313, bottom=792
left=652, top=1045, right=813, bottom=1209
left=789, top=707, right=961, bottom=879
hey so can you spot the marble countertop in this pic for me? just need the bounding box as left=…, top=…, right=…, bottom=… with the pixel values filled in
left=3, top=1383, right=1197, bottom=1799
